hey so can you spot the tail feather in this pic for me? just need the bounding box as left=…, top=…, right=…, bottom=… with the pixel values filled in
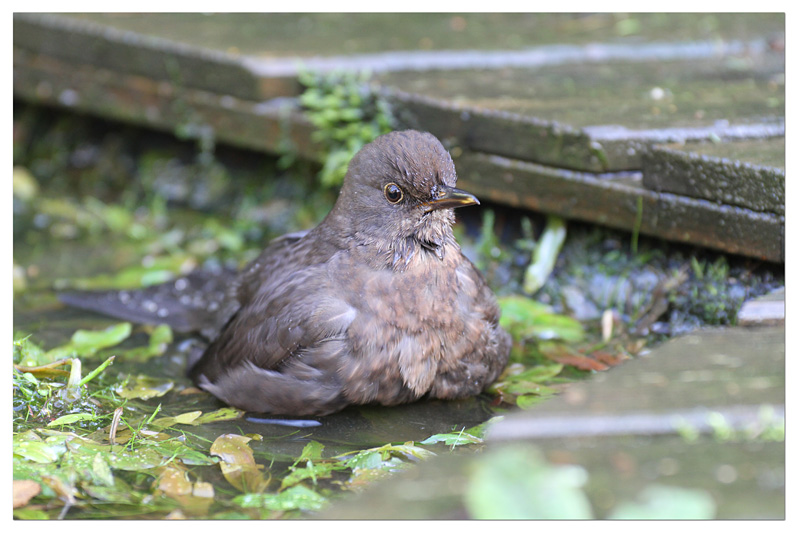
left=58, top=269, right=239, bottom=340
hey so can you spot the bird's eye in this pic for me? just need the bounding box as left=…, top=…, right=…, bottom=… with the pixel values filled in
left=383, top=182, right=404, bottom=204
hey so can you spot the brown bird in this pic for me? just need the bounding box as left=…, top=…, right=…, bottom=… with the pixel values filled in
left=61, top=130, right=511, bottom=416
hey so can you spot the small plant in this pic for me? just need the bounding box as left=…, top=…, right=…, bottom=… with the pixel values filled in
left=674, top=255, right=746, bottom=326
left=296, top=69, right=396, bottom=187
left=474, top=209, right=506, bottom=271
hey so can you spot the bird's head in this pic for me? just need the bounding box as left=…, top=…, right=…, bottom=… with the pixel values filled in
left=329, top=130, right=479, bottom=270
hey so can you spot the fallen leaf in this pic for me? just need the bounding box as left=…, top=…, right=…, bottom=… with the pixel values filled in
left=420, top=431, right=483, bottom=446
left=591, top=349, right=631, bottom=367
left=14, top=358, right=71, bottom=378
left=47, top=412, right=97, bottom=427
left=13, top=440, right=64, bottom=463
left=210, top=434, right=268, bottom=493
left=191, top=407, right=244, bottom=425
left=46, top=323, right=132, bottom=360
left=115, top=375, right=174, bottom=399
left=499, top=295, right=585, bottom=342
left=156, top=467, right=193, bottom=498
left=13, top=480, right=41, bottom=508
left=193, top=481, right=214, bottom=499
left=540, top=344, right=609, bottom=372
left=108, top=447, right=165, bottom=470
left=152, top=411, right=202, bottom=428
left=233, top=485, right=327, bottom=512
left=41, top=475, right=77, bottom=506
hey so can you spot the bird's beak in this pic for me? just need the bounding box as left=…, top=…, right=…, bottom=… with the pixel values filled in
left=422, top=186, right=480, bottom=212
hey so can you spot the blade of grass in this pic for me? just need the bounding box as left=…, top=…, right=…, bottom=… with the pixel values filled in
left=79, top=356, right=116, bottom=387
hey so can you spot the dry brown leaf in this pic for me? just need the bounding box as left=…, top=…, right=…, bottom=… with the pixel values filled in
left=13, top=480, right=41, bottom=508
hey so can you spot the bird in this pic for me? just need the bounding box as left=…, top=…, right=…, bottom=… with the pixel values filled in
left=60, top=130, right=511, bottom=416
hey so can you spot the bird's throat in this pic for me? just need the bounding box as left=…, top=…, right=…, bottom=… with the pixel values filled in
left=390, top=227, right=454, bottom=271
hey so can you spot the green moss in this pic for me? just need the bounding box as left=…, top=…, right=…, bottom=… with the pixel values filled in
left=295, top=69, right=396, bottom=187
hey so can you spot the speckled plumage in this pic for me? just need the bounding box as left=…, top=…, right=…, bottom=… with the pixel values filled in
left=63, top=131, right=511, bottom=416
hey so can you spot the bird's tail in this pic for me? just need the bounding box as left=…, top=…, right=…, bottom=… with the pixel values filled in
left=58, top=269, right=238, bottom=340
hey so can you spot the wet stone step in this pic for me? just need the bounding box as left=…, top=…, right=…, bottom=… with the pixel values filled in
left=13, top=13, right=785, bottom=262
left=13, top=45, right=784, bottom=263
left=489, top=327, right=784, bottom=438
left=455, top=151, right=784, bottom=262
left=320, top=432, right=784, bottom=519
left=12, top=47, right=323, bottom=162
left=320, top=326, right=784, bottom=519
left=13, top=13, right=272, bottom=102
left=43, top=13, right=789, bottom=60
left=380, top=50, right=784, bottom=172
left=17, top=13, right=785, bottom=107
left=642, top=139, right=785, bottom=215
left=15, top=14, right=785, bottom=171
left=737, top=287, right=785, bottom=327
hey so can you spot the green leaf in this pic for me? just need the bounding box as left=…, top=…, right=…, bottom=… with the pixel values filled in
left=298, top=441, right=325, bottom=462
left=115, top=375, right=174, bottom=400
left=45, top=323, right=132, bottom=360
left=91, top=454, right=115, bottom=487
left=463, top=417, right=504, bottom=440
left=498, top=295, right=553, bottom=334
left=13, top=440, right=64, bottom=463
left=524, top=215, right=567, bottom=294
left=148, top=440, right=217, bottom=466
left=499, top=295, right=586, bottom=341
left=13, top=335, right=47, bottom=367
left=420, top=431, right=483, bottom=447
left=382, top=442, right=436, bottom=461
left=528, top=314, right=585, bottom=342
left=71, top=322, right=132, bottom=350
left=151, top=411, right=202, bottom=428
left=191, top=407, right=244, bottom=425
left=120, top=325, right=173, bottom=361
left=506, top=381, right=557, bottom=397
left=234, top=485, right=327, bottom=512
left=107, top=447, right=165, bottom=470
left=280, top=462, right=337, bottom=490
left=500, top=295, right=585, bottom=343
left=516, top=393, right=551, bottom=409
left=344, top=450, right=383, bottom=470
left=82, top=483, right=139, bottom=504
left=13, top=508, right=50, bottom=520
left=490, top=362, right=563, bottom=400
left=508, top=363, right=564, bottom=382
left=47, top=413, right=97, bottom=427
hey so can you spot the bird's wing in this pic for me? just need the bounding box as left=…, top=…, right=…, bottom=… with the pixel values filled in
left=187, top=244, right=357, bottom=385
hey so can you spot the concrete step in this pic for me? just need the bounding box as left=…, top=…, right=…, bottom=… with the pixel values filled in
left=320, top=325, right=785, bottom=519
left=13, top=13, right=785, bottom=262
